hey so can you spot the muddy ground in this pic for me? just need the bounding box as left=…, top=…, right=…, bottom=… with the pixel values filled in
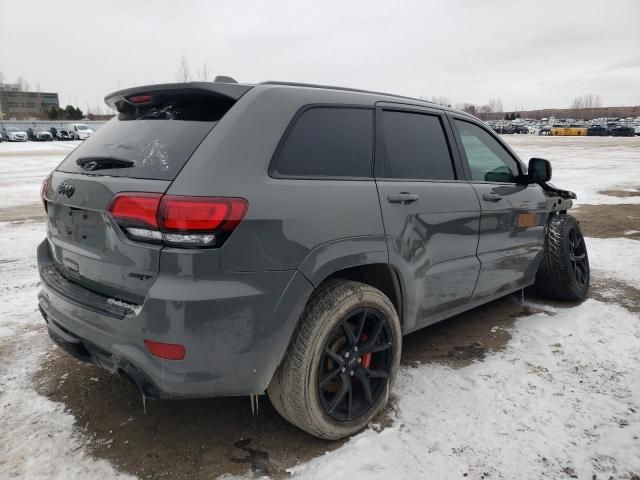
left=17, top=199, right=639, bottom=479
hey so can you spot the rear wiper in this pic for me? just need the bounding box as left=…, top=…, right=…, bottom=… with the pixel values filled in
left=76, top=156, right=135, bottom=171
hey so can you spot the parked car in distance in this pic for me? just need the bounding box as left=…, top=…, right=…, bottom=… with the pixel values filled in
left=609, top=125, right=634, bottom=137
left=2, top=126, right=28, bottom=141
left=635, top=124, right=640, bottom=136
left=38, top=80, right=590, bottom=440
left=494, top=123, right=515, bottom=134
left=68, top=123, right=94, bottom=140
left=514, top=124, right=529, bottom=134
left=50, top=127, right=72, bottom=140
left=27, top=127, right=53, bottom=141
left=587, top=125, right=609, bottom=136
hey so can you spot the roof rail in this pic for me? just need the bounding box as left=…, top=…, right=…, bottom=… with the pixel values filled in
left=259, top=80, right=438, bottom=106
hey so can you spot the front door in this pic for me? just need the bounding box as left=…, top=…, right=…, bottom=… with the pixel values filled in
left=450, top=117, right=548, bottom=300
left=374, top=104, right=481, bottom=332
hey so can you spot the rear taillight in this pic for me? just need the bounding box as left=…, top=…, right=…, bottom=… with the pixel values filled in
left=159, top=196, right=247, bottom=232
left=40, top=178, right=49, bottom=210
left=108, top=193, right=162, bottom=228
left=107, top=192, right=248, bottom=248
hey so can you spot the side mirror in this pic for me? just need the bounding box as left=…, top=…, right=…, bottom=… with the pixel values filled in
left=528, top=158, right=552, bottom=183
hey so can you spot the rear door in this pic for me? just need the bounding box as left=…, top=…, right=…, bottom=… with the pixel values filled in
left=44, top=86, right=245, bottom=304
left=449, top=116, right=548, bottom=300
left=374, top=103, right=481, bottom=332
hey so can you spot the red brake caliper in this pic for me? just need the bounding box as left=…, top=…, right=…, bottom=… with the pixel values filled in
left=359, top=333, right=372, bottom=368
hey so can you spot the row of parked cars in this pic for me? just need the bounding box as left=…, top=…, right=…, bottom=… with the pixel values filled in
left=487, top=120, right=639, bottom=137
left=537, top=124, right=637, bottom=137
left=0, top=124, right=95, bottom=142
left=489, top=123, right=530, bottom=134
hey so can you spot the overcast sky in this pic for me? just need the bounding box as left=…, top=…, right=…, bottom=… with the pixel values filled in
left=1, top=0, right=638, bottom=113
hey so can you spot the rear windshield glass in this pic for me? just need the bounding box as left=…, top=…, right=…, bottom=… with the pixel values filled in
left=57, top=93, right=234, bottom=180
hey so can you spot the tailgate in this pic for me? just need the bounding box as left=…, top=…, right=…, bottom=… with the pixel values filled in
left=44, top=173, right=170, bottom=304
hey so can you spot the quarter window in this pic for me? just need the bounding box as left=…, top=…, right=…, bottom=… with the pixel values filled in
left=455, top=120, right=520, bottom=182
left=272, top=107, right=373, bottom=178
left=379, top=110, right=455, bottom=180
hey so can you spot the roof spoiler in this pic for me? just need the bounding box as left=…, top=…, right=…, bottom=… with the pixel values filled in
left=105, top=82, right=253, bottom=112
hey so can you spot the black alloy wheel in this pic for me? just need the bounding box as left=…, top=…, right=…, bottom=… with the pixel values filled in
left=317, top=307, right=394, bottom=422
left=568, top=226, right=588, bottom=287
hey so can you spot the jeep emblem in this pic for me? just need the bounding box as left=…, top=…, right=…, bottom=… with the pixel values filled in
left=57, top=182, right=76, bottom=198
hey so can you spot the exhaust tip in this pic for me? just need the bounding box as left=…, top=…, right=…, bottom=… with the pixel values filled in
left=118, top=364, right=161, bottom=398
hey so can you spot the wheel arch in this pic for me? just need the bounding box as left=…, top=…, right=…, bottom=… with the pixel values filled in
left=321, top=263, right=404, bottom=328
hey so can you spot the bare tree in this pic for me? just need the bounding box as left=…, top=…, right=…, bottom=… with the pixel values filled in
left=487, top=97, right=503, bottom=119
left=176, top=56, right=192, bottom=82
left=476, top=104, right=492, bottom=120
left=198, top=62, right=211, bottom=81
left=459, top=103, right=477, bottom=116
left=570, top=93, right=603, bottom=120
left=429, top=96, right=450, bottom=107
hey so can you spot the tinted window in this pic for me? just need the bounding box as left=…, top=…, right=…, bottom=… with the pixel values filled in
left=273, top=107, right=373, bottom=178
left=57, top=93, right=234, bottom=180
left=455, top=120, right=520, bottom=182
left=379, top=110, right=455, bottom=180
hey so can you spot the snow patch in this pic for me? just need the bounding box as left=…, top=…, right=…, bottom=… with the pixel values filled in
left=506, top=136, right=640, bottom=205
left=286, top=300, right=640, bottom=480
left=106, top=297, right=143, bottom=316
left=0, top=222, right=134, bottom=479
left=586, top=237, right=640, bottom=289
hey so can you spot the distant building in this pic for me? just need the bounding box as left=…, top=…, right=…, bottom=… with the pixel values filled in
left=0, top=83, right=60, bottom=120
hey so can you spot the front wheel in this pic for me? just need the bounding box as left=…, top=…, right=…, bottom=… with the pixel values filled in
left=268, top=280, right=401, bottom=439
left=535, top=214, right=590, bottom=301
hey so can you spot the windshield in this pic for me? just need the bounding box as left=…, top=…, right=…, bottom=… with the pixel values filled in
left=7, top=128, right=19, bottom=132
left=76, top=125, right=91, bottom=131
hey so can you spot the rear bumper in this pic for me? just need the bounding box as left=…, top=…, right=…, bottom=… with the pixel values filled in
left=40, top=305, right=164, bottom=397
left=37, top=239, right=313, bottom=398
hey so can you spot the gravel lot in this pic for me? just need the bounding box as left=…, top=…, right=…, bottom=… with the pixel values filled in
left=1, top=136, right=639, bottom=479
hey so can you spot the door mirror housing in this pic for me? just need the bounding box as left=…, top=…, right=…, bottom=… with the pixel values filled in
left=527, top=158, right=552, bottom=183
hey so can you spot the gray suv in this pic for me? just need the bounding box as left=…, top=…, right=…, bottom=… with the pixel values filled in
left=37, top=79, right=589, bottom=439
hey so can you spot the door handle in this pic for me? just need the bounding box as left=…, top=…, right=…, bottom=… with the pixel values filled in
left=387, top=193, right=419, bottom=204
left=482, top=193, right=503, bottom=202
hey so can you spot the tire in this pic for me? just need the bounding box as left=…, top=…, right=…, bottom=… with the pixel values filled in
left=268, top=280, right=401, bottom=439
left=535, top=214, right=590, bottom=301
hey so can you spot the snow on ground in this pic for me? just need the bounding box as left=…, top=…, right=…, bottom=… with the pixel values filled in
left=587, top=237, right=640, bottom=289
left=0, top=222, right=134, bottom=479
left=0, top=136, right=639, bottom=479
left=507, top=136, right=640, bottom=205
left=289, top=299, right=640, bottom=480
left=0, top=141, right=80, bottom=208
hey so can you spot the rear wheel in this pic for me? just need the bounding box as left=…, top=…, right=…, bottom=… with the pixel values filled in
left=268, top=280, right=401, bottom=439
left=535, top=214, right=590, bottom=301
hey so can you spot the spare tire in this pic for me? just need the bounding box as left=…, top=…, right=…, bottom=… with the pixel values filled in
left=535, top=214, right=590, bottom=301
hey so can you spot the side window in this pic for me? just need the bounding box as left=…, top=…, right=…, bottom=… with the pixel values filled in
left=454, top=120, right=520, bottom=182
left=379, top=110, right=455, bottom=180
left=272, top=107, right=373, bottom=178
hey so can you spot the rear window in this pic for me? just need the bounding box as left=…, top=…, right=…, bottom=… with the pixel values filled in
left=57, top=93, right=234, bottom=180
left=271, top=107, right=373, bottom=178
left=379, top=110, right=455, bottom=180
